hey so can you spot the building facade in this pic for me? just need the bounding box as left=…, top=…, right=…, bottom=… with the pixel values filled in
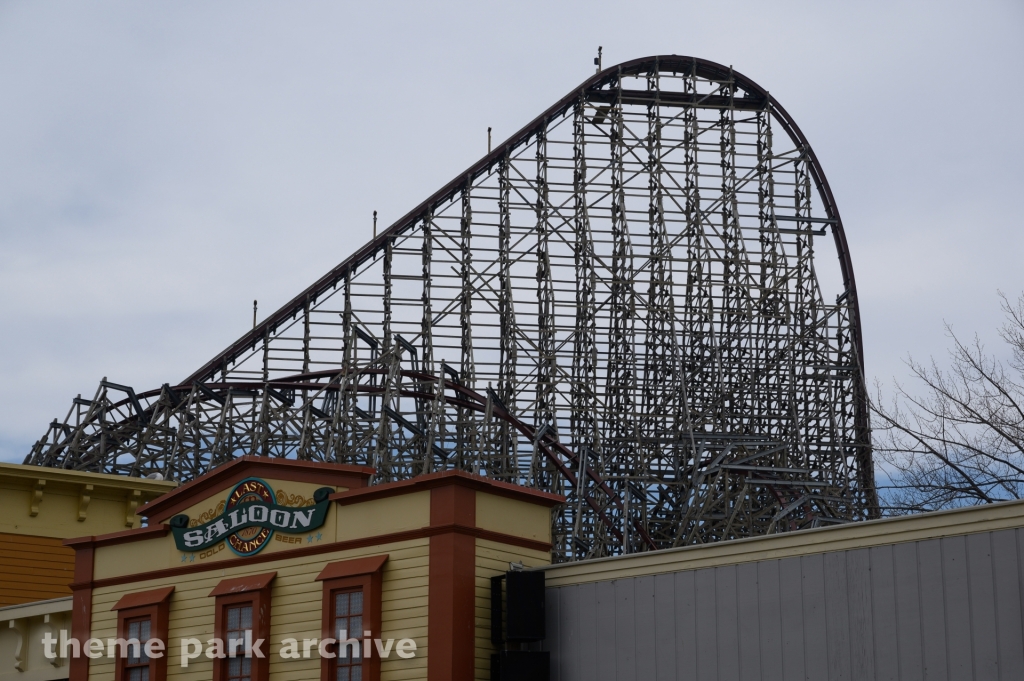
left=3, top=458, right=1024, bottom=681
left=0, top=464, right=176, bottom=681
left=62, top=457, right=560, bottom=681
left=540, top=501, right=1024, bottom=681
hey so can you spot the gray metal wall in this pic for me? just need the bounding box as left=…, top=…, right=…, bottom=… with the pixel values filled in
left=543, top=529, right=1024, bottom=681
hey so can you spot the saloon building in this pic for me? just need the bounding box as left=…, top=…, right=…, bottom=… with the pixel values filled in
left=59, top=457, right=559, bottom=681
left=2, top=457, right=1024, bottom=681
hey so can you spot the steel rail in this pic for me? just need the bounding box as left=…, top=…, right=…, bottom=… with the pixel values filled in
left=97, top=367, right=657, bottom=549
left=181, top=55, right=865, bottom=393
left=26, top=55, right=874, bottom=554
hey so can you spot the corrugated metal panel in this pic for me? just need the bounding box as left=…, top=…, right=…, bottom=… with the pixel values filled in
left=546, top=529, right=1024, bottom=681
left=993, top=530, right=1024, bottom=677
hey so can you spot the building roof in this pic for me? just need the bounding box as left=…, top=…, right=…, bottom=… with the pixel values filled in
left=539, top=498, right=1024, bottom=586
left=330, top=469, right=565, bottom=507
left=0, top=461, right=177, bottom=494
left=136, top=456, right=375, bottom=523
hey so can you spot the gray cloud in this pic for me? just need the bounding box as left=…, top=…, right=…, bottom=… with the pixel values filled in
left=2, top=0, right=1022, bottom=461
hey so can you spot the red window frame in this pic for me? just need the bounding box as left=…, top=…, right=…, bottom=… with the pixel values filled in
left=209, top=572, right=276, bottom=681
left=111, top=587, right=174, bottom=681
left=330, top=586, right=365, bottom=681
left=121, top=616, right=152, bottom=681
left=316, top=555, right=388, bottom=681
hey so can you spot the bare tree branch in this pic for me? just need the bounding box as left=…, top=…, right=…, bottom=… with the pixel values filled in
left=873, top=292, right=1024, bottom=513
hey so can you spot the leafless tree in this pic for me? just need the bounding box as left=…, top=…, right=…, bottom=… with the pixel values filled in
left=873, top=292, right=1024, bottom=513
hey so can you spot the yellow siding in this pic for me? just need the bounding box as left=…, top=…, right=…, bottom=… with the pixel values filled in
left=89, top=538, right=430, bottom=681
left=473, top=539, right=550, bottom=681
left=93, top=489, right=435, bottom=582
left=334, top=492, right=430, bottom=543
left=0, top=465, right=174, bottom=540
left=93, top=536, right=169, bottom=581
left=0, top=485, right=135, bottom=537
left=475, top=493, right=552, bottom=544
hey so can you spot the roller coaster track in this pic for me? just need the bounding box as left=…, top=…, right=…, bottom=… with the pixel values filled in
left=25, top=56, right=878, bottom=561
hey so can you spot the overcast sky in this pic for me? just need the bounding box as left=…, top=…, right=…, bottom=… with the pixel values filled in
left=1, top=1, right=1022, bottom=463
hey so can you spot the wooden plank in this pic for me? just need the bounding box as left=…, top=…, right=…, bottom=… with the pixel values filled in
left=0, top=532, right=77, bottom=549
left=715, top=564, right=740, bottom=681
left=1, top=543, right=77, bottom=555
left=380, top=622, right=428, bottom=637
left=268, top=662, right=320, bottom=680
left=0, top=573, right=73, bottom=587
left=0, top=586, right=72, bottom=606
left=385, top=594, right=430, bottom=609
left=0, top=538, right=75, bottom=603
left=845, top=548, right=875, bottom=680
left=868, top=545, right=900, bottom=680
left=735, top=561, right=761, bottom=681
left=966, top=532, right=998, bottom=679
left=0, top=583, right=72, bottom=598
left=801, top=553, right=828, bottom=681
left=675, top=570, right=697, bottom=680
left=614, top=578, right=637, bottom=681
left=268, top=666, right=324, bottom=681
left=779, top=556, right=805, bottom=681
left=2, top=554, right=76, bottom=571
left=757, top=559, right=784, bottom=681
left=382, top=564, right=433, bottom=580
left=380, top=663, right=429, bottom=681
left=941, top=535, right=972, bottom=679
left=823, top=550, right=852, bottom=680
left=694, top=567, right=718, bottom=681
left=892, top=541, right=924, bottom=681
left=384, top=579, right=429, bottom=594
left=652, top=573, right=676, bottom=681
left=991, top=529, right=1024, bottom=680
left=383, top=592, right=430, bottom=607
left=271, top=583, right=325, bottom=598
left=475, top=542, right=548, bottom=562
left=0, top=571, right=74, bottom=585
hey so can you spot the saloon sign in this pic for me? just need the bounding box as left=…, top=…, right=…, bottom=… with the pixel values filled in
left=170, top=478, right=333, bottom=556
